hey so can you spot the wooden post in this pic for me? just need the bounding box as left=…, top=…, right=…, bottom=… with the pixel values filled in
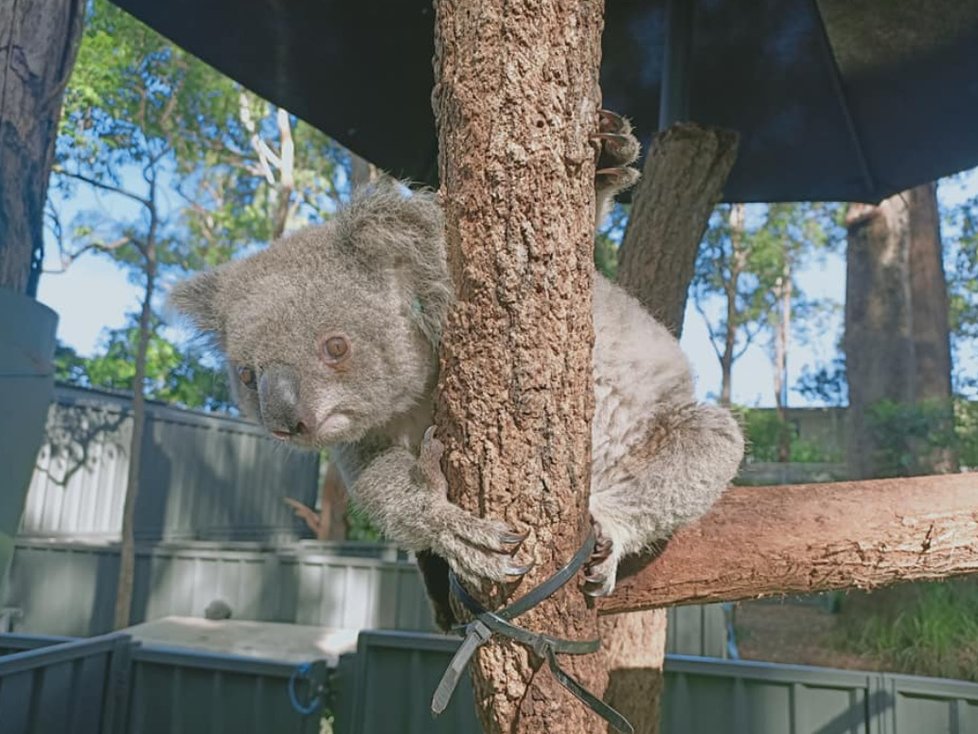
left=433, top=0, right=606, bottom=731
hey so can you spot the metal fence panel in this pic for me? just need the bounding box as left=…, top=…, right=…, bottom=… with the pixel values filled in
left=4, top=539, right=727, bottom=657
left=22, top=385, right=318, bottom=542
left=668, top=604, right=728, bottom=659
left=886, top=674, right=978, bottom=734
left=5, top=539, right=435, bottom=636
left=0, top=633, right=133, bottom=734
left=0, top=634, right=320, bottom=734
left=128, top=645, right=320, bottom=734
left=334, top=631, right=978, bottom=734
left=662, top=656, right=874, bottom=734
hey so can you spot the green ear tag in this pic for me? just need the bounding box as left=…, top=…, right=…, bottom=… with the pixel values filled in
left=411, top=298, right=424, bottom=318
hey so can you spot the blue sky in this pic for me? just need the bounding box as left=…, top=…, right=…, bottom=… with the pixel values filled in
left=36, top=166, right=978, bottom=409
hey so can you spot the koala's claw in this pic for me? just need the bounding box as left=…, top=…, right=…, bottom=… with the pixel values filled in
left=595, top=109, right=640, bottom=167
left=597, top=108, right=627, bottom=132
left=505, top=559, right=536, bottom=578
left=500, top=529, right=530, bottom=547
left=438, top=536, right=533, bottom=583
left=436, top=506, right=531, bottom=583
left=582, top=519, right=618, bottom=597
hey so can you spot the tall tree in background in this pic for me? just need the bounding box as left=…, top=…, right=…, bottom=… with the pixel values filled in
left=760, top=203, right=837, bottom=460
left=694, top=201, right=837, bottom=413
left=49, top=0, right=344, bottom=626
left=947, top=191, right=978, bottom=354
left=692, top=204, right=779, bottom=404
left=845, top=183, right=956, bottom=479
left=0, top=0, right=83, bottom=294
left=54, top=1, right=241, bottom=628
left=907, top=183, right=957, bottom=473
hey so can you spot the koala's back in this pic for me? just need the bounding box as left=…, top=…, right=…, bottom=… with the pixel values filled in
left=591, top=275, right=696, bottom=479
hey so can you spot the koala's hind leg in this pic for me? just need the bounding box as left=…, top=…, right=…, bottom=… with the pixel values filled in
left=584, top=403, right=744, bottom=597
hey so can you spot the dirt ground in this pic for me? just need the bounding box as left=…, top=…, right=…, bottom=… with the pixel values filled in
left=732, top=599, right=884, bottom=671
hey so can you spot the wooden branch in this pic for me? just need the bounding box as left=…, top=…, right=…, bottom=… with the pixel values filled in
left=617, top=123, right=738, bottom=336
left=597, top=473, right=978, bottom=615
left=283, top=497, right=322, bottom=536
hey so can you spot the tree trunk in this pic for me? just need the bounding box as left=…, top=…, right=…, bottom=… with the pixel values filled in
left=598, top=610, right=667, bottom=734
left=844, top=198, right=916, bottom=479
left=907, top=182, right=957, bottom=473
left=318, top=461, right=349, bottom=540
left=719, top=203, right=746, bottom=405
left=113, top=243, right=156, bottom=629
left=617, top=123, right=738, bottom=336
left=845, top=184, right=958, bottom=478
left=432, top=1, right=605, bottom=731
left=772, top=264, right=792, bottom=463
left=0, top=0, right=84, bottom=294
left=599, top=122, right=738, bottom=734
left=270, top=107, right=294, bottom=239
left=598, top=473, right=978, bottom=614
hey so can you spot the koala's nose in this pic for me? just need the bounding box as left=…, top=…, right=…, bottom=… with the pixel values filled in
left=258, top=364, right=309, bottom=437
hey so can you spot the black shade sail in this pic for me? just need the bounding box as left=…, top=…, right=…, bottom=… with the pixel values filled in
left=110, top=0, right=978, bottom=203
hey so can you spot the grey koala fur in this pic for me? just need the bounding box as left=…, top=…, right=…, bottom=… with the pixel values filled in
left=169, top=118, right=744, bottom=625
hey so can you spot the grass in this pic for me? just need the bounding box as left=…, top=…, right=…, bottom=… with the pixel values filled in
left=834, top=579, right=978, bottom=681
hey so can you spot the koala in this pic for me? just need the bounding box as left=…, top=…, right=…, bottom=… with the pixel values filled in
left=169, top=111, right=744, bottom=625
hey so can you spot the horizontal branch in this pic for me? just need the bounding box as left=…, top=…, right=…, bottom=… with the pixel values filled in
left=598, top=473, right=978, bottom=615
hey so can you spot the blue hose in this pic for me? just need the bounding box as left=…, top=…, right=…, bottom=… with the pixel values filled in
left=288, top=661, right=325, bottom=715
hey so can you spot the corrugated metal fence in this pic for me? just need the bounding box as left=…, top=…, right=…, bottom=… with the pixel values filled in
left=23, top=385, right=319, bottom=542
left=335, top=631, right=978, bottom=734
left=6, top=539, right=433, bottom=636
left=0, top=633, right=133, bottom=734
left=7, top=629, right=977, bottom=734
left=4, top=538, right=728, bottom=657
left=0, top=633, right=318, bottom=734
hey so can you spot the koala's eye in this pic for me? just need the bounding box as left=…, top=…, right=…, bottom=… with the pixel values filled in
left=322, top=335, right=350, bottom=364
left=236, top=366, right=257, bottom=389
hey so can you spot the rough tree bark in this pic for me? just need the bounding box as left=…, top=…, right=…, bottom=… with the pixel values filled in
left=0, top=0, right=84, bottom=294
left=598, top=473, right=978, bottom=614
left=844, top=197, right=916, bottom=479
left=845, top=184, right=958, bottom=478
left=432, top=1, right=605, bottom=731
left=599, top=610, right=668, bottom=734
left=907, top=182, right=957, bottom=473
left=617, top=123, right=738, bottom=335
left=599, top=122, right=738, bottom=734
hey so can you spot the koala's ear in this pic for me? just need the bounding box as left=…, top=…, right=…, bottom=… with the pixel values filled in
left=335, top=185, right=453, bottom=346
left=337, top=184, right=443, bottom=266
left=166, top=270, right=224, bottom=336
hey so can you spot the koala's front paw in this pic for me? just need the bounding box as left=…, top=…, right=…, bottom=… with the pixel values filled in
left=582, top=518, right=621, bottom=597
left=593, top=109, right=641, bottom=196
left=420, top=427, right=532, bottom=585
